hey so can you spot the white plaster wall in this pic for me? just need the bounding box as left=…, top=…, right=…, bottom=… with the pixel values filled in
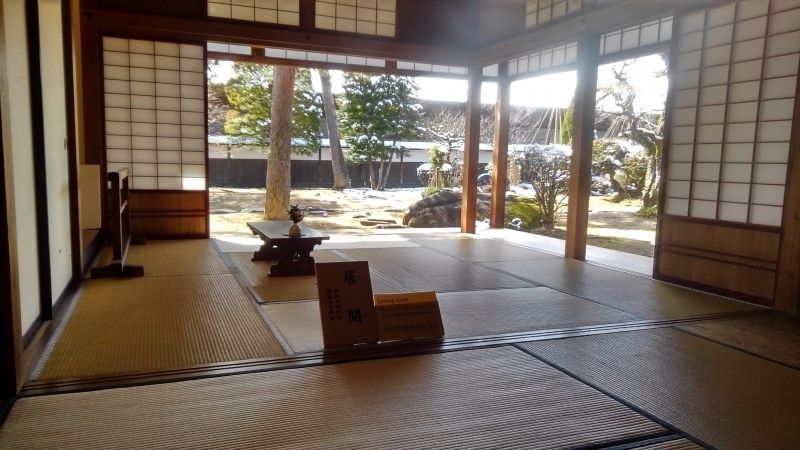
left=1, top=0, right=42, bottom=332
left=39, top=0, right=72, bottom=302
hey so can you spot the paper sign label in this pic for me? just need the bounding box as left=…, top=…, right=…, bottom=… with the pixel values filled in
left=316, top=261, right=379, bottom=348
left=374, top=291, right=445, bottom=342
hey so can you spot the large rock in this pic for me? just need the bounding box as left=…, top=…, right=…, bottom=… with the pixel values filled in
left=403, top=190, right=490, bottom=227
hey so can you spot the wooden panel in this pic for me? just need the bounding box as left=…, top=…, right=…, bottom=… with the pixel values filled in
left=129, top=190, right=207, bottom=238
left=96, top=0, right=206, bottom=18
left=656, top=251, right=776, bottom=304
left=655, top=216, right=781, bottom=305
left=131, top=216, right=207, bottom=238
left=775, top=58, right=800, bottom=314
left=479, top=0, right=525, bottom=45
left=395, top=0, right=478, bottom=48
left=658, top=216, right=781, bottom=261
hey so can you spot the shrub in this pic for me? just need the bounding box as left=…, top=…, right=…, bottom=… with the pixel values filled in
left=505, top=197, right=544, bottom=231
left=421, top=186, right=443, bottom=198
left=514, top=144, right=570, bottom=229
left=638, top=204, right=658, bottom=218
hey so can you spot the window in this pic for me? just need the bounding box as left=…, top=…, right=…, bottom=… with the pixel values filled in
left=316, top=0, right=396, bottom=37
left=208, top=0, right=300, bottom=26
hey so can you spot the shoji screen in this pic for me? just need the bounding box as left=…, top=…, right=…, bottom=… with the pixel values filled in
left=665, top=0, right=798, bottom=226
left=657, top=0, right=800, bottom=306
left=102, top=37, right=208, bottom=238
left=315, top=0, right=396, bottom=37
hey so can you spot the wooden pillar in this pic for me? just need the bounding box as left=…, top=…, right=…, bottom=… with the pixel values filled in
left=0, top=0, right=24, bottom=400
left=564, top=33, right=600, bottom=260
left=775, top=66, right=800, bottom=314
left=490, top=64, right=510, bottom=228
left=460, top=68, right=481, bottom=233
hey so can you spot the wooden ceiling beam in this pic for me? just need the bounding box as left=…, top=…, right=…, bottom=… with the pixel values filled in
left=82, top=9, right=472, bottom=66
left=207, top=51, right=471, bottom=80
left=472, top=0, right=730, bottom=67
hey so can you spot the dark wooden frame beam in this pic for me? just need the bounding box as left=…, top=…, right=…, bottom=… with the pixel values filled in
left=460, top=69, right=481, bottom=234
left=775, top=62, right=800, bottom=314
left=472, top=0, right=728, bottom=67
left=207, top=51, right=471, bottom=81
left=62, top=0, right=82, bottom=282
left=25, top=0, right=53, bottom=320
left=82, top=9, right=472, bottom=66
left=490, top=64, right=510, bottom=228
left=0, top=0, right=24, bottom=408
left=565, top=33, right=601, bottom=260
left=653, top=15, right=683, bottom=278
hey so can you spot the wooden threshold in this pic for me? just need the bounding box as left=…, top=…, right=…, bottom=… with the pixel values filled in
left=18, top=310, right=760, bottom=397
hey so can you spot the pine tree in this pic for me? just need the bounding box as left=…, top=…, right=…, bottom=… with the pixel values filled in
left=320, top=69, right=350, bottom=190
left=340, top=74, right=420, bottom=190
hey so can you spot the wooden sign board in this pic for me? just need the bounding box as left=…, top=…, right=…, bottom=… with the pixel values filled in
left=373, top=291, right=445, bottom=342
left=315, top=261, right=379, bottom=349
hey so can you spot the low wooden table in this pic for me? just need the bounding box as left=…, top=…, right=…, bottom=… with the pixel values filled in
left=247, top=221, right=330, bottom=277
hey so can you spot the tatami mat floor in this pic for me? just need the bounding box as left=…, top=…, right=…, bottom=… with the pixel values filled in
left=5, top=234, right=799, bottom=449
left=519, top=328, right=800, bottom=449
left=35, top=241, right=285, bottom=380
left=3, top=348, right=669, bottom=449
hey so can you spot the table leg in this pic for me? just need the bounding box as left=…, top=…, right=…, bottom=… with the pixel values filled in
left=269, top=241, right=319, bottom=277
left=252, top=240, right=280, bottom=261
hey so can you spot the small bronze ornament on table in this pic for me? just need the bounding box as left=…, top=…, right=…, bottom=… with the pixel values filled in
left=287, top=204, right=304, bottom=237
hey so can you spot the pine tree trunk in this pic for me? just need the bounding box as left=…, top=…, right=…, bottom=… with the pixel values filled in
left=379, top=155, right=394, bottom=190
left=642, top=157, right=660, bottom=208
left=265, top=66, right=295, bottom=220
left=320, top=69, right=350, bottom=190
left=368, top=162, right=377, bottom=190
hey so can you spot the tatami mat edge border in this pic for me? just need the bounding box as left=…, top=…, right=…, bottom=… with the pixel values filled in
left=213, top=243, right=296, bottom=355
left=20, top=310, right=761, bottom=397
left=511, top=343, right=714, bottom=450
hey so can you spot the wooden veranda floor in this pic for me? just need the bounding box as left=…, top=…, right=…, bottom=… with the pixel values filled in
left=3, top=232, right=799, bottom=449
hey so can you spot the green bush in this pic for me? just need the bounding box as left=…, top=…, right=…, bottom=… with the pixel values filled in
left=505, top=197, right=544, bottom=231
left=421, top=186, right=443, bottom=198
left=638, top=204, right=658, bottom=219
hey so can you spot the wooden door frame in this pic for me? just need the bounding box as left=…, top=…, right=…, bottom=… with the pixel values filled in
left=0, top=85, right=21, bottom=422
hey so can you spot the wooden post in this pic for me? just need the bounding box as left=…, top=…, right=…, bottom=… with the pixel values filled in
left=490, top=64, right=510, bottom=228
left=774, top=65, right=800, bottom=314
left=461, top=68, right=482, bottom=233
left=564, top=33, right=600, bottom=260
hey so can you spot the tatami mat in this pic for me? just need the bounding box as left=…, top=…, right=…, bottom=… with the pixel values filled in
left=339, top=247, right=536, bottom=292
left=2, top=347, right=665, bottom=449
left=414, top=237, right=560, bottom=262
left=519, top=328, right=800, bottom=449
left=97, top=239, right=230, bottom=277
left=229, top=251, right=346, bottom=303
left=229, top=251, right=402, bottom=303
left=483, top=259, right=759, bottom=319
left=437, top=287, right=637, bottom=338
left=679, top=313, right=800, bottom=368
left=262, top=300, right=324, bottom=353
left=263, top=287, right=639, bottom=352
left=37, top=274, right=284, bottom=380
left=636, top=439, right=704, bottom=450
left=316, top=239, right=421, bottom=250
